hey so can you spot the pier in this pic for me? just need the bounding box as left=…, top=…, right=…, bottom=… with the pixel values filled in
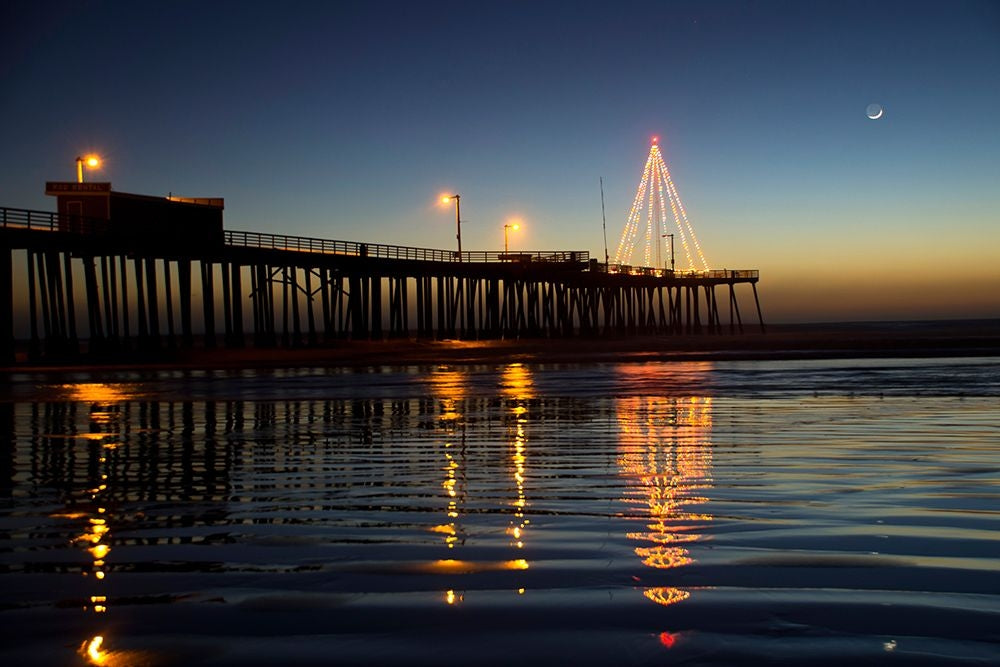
left=0, top=196, right=762, bottom=364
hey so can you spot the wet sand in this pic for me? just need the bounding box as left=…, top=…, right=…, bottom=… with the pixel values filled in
left=2, top=357, right=998, bottom=665
left=6, top=319, right=999, bottom=372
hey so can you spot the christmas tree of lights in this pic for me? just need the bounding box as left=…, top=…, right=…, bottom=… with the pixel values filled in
left=614, top=138, right=709, bottom=271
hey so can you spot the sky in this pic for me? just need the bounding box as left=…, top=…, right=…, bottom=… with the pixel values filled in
left=2, top=0, right=998, bottom=323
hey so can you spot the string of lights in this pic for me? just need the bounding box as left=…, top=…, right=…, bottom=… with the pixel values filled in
left=614, top=138, right=710, bottom=271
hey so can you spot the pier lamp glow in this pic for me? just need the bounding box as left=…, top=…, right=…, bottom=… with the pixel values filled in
left=441, top=194, right=462, bottom=261
left=504, top=220, right=520, bottom=257
left=76, top=154, right=101, bottom=183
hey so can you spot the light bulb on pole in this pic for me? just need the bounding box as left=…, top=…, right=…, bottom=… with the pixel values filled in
left=76, top=155, right=101, bottom=183
left=504, top=221, right=520, bottom=258
left=441, top=194, right=462, bottom=261
left=662, top=232, right=675, bottom=272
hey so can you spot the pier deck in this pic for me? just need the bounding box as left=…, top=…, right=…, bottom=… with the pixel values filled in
left=0, top=206, right=762, bottom=362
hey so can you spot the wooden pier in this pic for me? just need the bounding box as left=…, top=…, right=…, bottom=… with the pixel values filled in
left=0, top=205, right=762, bottom=363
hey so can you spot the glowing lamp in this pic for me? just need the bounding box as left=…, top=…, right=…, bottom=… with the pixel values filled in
left=439, top=193, right=462, bottom=259
left=503, top=220, right=521, bottom=257
left=75, top=154, right=102, bottom=183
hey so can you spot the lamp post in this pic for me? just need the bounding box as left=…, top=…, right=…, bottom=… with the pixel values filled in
left=662, top=233, right=675, bottom=272
left=441, top=194, right=462, bottom=261
left=503, top=222, right=520, bottom=258
left=76, top=155, right=101, bottom=183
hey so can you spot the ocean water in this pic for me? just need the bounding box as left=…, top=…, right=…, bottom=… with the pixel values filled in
left=1, top=357, right=998, bottom=666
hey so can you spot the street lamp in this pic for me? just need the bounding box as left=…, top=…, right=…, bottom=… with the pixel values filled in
left=441, top=194, right=462, bottom=261
left=662, top=232, right=675, bottom=272
left=503, top=221, right=520, bottom=257
left=76, top=155, right=101, bottom=183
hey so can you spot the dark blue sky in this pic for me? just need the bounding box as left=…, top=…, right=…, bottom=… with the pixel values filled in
left=3, top=0, right=998, bottom=320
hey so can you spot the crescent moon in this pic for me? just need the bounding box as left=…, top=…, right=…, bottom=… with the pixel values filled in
left=871, top=108, right=883, bottom=119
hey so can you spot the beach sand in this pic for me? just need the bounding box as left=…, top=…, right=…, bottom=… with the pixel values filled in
left=6, top=320, right=998, bottom=372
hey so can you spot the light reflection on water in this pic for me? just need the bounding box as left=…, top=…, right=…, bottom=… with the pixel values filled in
left=1, top=360, right=999, bottom=665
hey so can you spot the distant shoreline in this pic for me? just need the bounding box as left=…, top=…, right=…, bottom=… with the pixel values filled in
left=4, top=320, right=998, bottom=373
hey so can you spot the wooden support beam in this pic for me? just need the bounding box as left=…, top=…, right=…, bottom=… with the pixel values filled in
left=370, top=274, right=382, bottom=340
left=63, top=253, right=78, bottom=346
left=99, top=257, right=113, bottom=344
left=221, top=260, right=233, bottom=347
left=82, top=256, right=103, bottom=349
left=290, top=267, right=303, bottom=346
left=133, top=257, right=148, bottom=341
left=752, top=282, right=766, bottom=333
left=281, top=266, right=291, bottom=347
left=0, top=249, right=12, bottom=364
left=41, top=253, right=61, bottom=345
left=231, top=262, right=244, bottom=346
left=27, top=251, right=39, bottom=358
left=179, top=261, right=193, bottom=348
left=108, top=256, right=120, bottom=340
left=349, top=274, right=364, bottom=339
left=162, top=260, right=175, bottom=347
left=320, top=267, right=332, bottom=342
left=144, top=257, right=160, bottom=347
left=304, top=266, right=317, bottom=345
left=436, top=276, right=445, bottom=339
left=401, top=276, right=409, bottom=338
left=119, top=255, right=131, bottom=341
left=729, top=280, right=744, bottom=334
left=201, top=261, right=216, bottom=348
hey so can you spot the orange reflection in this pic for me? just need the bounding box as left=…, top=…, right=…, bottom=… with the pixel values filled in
left=72, top=399, right=127, bottom=660
left=501, top=363, right=535, bottom=400
left=618, top=385, right=713, bottom=607
left=507, top=417, right=529, bottom=550
left=657, top=630, right=680, bottom=648
left=429, top=367, right=467, bottom=549
left=428, top=367, right=469, bottom=604
left=55, top=383, right=139, bottom=403
left=419, top=559, right=529, bottom=574
left=645, top=588, right=691, bottom=607
left=82, top=635, right=108, bottom=664
left=503, top=363, right=532, bottom=594
left=79, top=634, right=149, bottom=666
left=429, top=366, right=467, bottom=420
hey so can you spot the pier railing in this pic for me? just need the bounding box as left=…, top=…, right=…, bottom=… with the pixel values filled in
left=224, top=228, right=589, bottom=264
left=606, top=262, right=758, bottom=279
left=0, top=206, right=587, bottom=265
left=1, top=205, right=748, bottom=277
left=0, top=206, right=107, bottom=233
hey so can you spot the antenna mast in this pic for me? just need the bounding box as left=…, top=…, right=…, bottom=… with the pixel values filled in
left=600, top=176, right=609, bottom=267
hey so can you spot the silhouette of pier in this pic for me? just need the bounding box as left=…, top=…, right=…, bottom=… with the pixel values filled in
left=0, top=192, right=762, bottom=363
